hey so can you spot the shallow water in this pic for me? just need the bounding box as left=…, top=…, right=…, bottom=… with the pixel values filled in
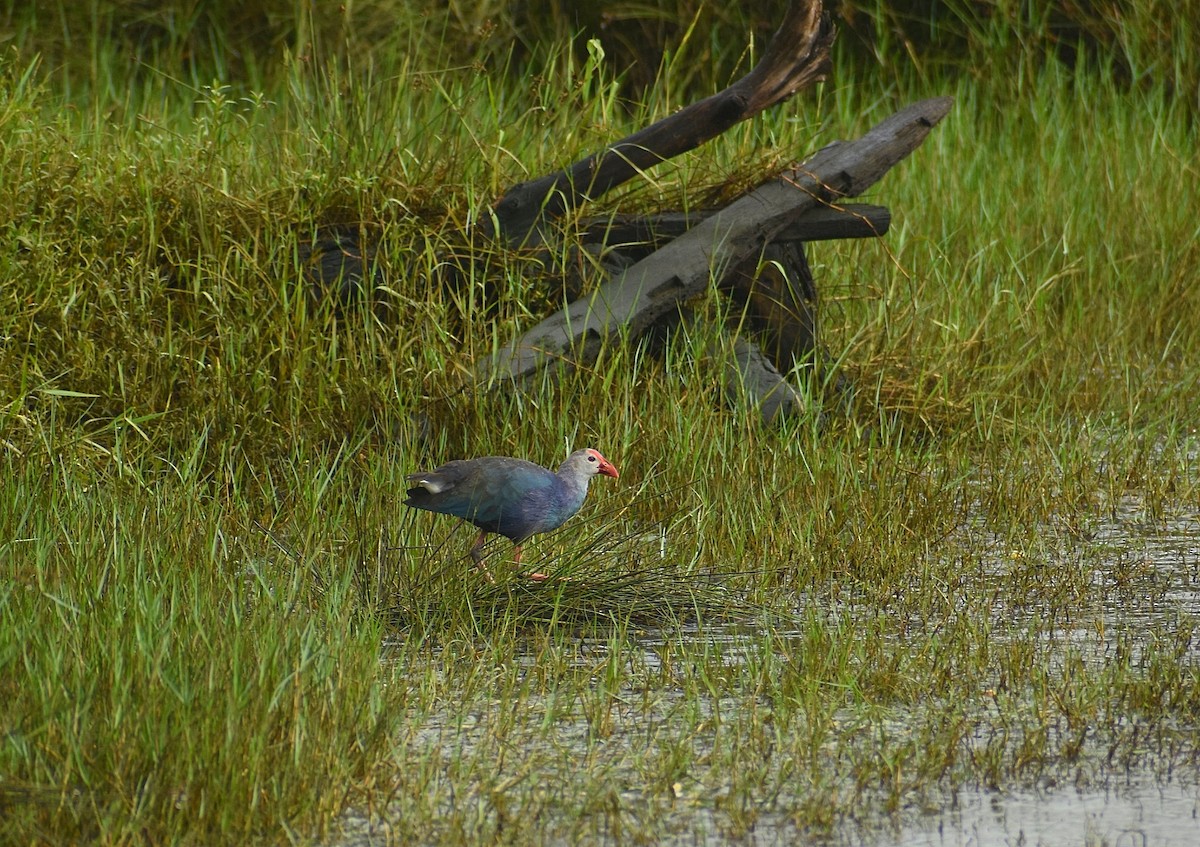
left=336, top=781, right=1200, bottom=847
left=880, top=781, right=1200, bottom=847
left=339, top=496, right=1200, bottom=845
left=942, top=492, right=1200, bottom=667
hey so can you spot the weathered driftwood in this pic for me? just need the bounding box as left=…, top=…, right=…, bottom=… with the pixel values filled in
left=485, top=0, right=833, bottom=248
left=582, top=208, right=885, bottom=375
left=298, top=1, right=946, bottom=426
left=722, top=238, right=818, bottom=373
left=579, top=203, right=891, bottom=255
left=590, top=219, right=835, bottom=419
left=300, top=229, right=381, bottom=308
left=560, top=203, right=887, bottom=309
left=478, top=96, right=954, bottom=387
left=716, top=334, right=810, bottom=425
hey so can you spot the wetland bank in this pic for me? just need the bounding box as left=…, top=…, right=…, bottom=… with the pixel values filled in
left=2, top=1, right=1199, bottom=844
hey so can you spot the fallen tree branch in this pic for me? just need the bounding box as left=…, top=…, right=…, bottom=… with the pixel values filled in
left=478, top=96, right=954, bottom=386
left=579, top=204, right=891, bottom=253
left=486, top=0, right=834, bottom=248
left=716, top=334, right=811, bottom=424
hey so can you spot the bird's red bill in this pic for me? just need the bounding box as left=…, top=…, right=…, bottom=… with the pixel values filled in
left=588, top=449, right=619, bottom=479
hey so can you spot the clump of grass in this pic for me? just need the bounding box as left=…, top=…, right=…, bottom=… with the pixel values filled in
left=374, top=521, right=748, bottom=633
left=0, top=451, right=409, bottom=844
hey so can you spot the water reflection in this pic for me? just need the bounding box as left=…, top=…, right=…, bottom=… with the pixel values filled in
left=883, top=781, right=1200, bottom=847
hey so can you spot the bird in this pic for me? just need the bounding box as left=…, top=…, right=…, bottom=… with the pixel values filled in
left=404, top=448, right=619, bottom=579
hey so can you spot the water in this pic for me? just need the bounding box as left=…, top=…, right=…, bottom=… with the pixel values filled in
left=338, top=495, right=1200, bottom=845
left=883, top=781, right=1200, bottom=847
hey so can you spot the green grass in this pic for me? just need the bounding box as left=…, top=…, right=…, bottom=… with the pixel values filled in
left=2, top=2, right=1200, bottom=844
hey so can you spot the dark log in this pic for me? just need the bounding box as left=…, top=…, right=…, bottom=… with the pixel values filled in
left=299, top=228, right=385, bottom=312
left=579, top=203, right=890, bottom=257
left=486, top=0, right=834, bottom=248
left=722, top=238, right=818, bottom=373
left=716, top=334, right=810, bottom=424
left=478, top=96, right=954, bottom=386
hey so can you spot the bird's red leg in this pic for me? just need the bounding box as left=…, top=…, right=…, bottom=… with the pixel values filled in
left=469, top=530, right=495, bottom=583
left=516, top=545, right=551, bottom=582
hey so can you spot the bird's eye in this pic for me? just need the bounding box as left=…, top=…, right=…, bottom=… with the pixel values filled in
left=588, top=455, right=596, bottom=462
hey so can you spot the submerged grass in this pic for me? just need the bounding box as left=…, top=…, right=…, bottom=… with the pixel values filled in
left=2, top=4, right=1200, bottom=845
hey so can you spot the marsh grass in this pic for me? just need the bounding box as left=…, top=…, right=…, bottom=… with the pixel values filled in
left=3, top=2, right=1200, bottom=844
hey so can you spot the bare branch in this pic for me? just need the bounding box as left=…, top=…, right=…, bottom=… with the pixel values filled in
left=478, top=97, right=955, bottom=385
left=488, top=1, right=835, bottom=247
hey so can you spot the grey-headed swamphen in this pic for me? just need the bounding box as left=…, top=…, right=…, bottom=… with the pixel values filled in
left=404, top=448, right=619, bottom=579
